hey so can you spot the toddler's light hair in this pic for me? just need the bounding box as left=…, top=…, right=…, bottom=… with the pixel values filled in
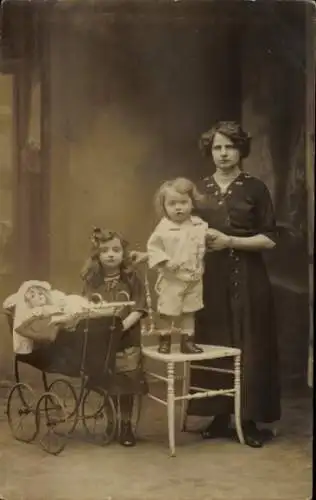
left=154, top=177, right=203, bottom=220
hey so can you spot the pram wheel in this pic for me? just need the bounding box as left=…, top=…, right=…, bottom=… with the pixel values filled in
left=81, top=388, right=117, bottom=445
left=47, top=379, right=79, bottom=434
left=36, top=392, right=68, bottom=455
left=6, top=383, right=38, bottom=443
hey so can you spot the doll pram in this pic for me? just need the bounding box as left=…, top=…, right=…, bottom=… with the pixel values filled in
left=4, top=303, right=141, bottom=455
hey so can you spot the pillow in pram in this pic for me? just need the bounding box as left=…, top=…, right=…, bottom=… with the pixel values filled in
left=14, top=306, right=65, bottom=344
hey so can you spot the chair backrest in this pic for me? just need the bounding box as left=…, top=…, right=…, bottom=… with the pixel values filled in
left=141, top=270, right=158, bottom=336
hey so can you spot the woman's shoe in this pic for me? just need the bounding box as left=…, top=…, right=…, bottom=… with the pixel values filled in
left=118, top=421, right=136, bottom=447
left=180, top=335, right=204, bottom=354
left=158, top=335, right=171, bottom=354
left=242, top=421, right=264, bottom=448
left=201, top=415, right=231, bottom=439
left=259, top=428, right=275, bottom=442
left=243, top=432, right=263, bottom=448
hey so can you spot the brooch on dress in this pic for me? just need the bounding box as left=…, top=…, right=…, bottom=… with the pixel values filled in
left=103, top=273, right=121, bottom=292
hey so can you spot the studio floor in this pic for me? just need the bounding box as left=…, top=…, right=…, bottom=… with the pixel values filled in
left=0, top=377, right=313, bottom=500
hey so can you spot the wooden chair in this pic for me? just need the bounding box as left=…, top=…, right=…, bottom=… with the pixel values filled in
left=141, top=271, right=245, bottom=457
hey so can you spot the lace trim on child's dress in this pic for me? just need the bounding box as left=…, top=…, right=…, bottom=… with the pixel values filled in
left=103, top=273, right=121, bottom=292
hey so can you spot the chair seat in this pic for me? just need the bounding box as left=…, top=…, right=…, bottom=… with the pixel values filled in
left=141, top=342, right=244, bottom=456
left=142, top=344, right=240, bottom=363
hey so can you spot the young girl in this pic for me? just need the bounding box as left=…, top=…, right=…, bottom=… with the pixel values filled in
left=147, top=177, right=215, bottom=355
left=81, top=227, right=147, bottom=447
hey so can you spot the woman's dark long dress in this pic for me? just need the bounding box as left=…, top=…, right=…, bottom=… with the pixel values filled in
left=187, top=172, right=281, bottom=423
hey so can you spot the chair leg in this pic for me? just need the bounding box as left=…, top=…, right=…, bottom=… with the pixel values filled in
left=180, top=361, right=190, bottom=432
left=167, top=361, right=176, bottom=457
left=234, top=354, right=245, bottom=444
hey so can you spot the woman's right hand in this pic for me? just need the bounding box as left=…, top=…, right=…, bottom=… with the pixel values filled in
left=207, top=228, right=226, bottom=240
left=207, top=230, right=232, bottom=252
left=129, top=250, right=148, bottom=264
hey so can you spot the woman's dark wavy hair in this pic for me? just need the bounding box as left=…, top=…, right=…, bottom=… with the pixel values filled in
left=199, top=121, right=251, bottom=160
left=80, top=227, right=133, bottom=289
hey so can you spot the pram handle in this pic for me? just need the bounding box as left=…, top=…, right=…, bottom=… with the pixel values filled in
left=80, top=301, right=136, bottom=319
left=90, top=301, right=135, bottom=309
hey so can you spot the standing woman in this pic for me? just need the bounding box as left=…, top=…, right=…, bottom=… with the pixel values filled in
left=186, top=121, right=281, bottom=448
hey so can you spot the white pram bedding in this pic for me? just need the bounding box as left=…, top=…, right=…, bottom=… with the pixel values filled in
left=3, top=280, right=134, bottom=355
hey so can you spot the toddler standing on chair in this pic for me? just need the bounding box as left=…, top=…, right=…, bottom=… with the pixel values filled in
left=147, top=177, right=215, bottom=355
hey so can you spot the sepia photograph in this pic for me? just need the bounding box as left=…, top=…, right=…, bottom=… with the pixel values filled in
left=0, top=0, right=314, bottom=499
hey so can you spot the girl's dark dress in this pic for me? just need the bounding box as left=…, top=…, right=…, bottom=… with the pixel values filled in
left=188, top=172, right=281, bottom=423
left=83, top=269, right=147, bottom=396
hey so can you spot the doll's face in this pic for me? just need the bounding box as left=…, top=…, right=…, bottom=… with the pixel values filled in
left=164, top=188, right=193, bottom=223
left=25, top=286, right=49, bottom=307
left=99, top=237, right=124, bottom=272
